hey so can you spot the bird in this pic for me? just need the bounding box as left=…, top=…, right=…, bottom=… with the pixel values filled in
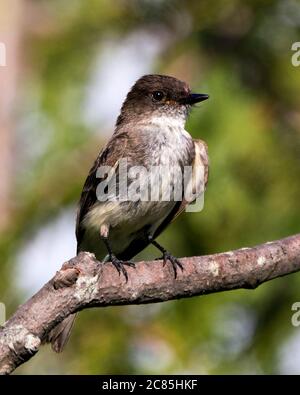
left=47, top=74, right=209, bottom=352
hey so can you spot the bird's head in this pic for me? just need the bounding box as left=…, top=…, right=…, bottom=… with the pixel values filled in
left=116, top=74, right=209, bottom=127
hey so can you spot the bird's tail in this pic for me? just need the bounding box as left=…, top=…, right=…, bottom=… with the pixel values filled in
left=46, top=313, right=77, bottom=353
left=45, top=243, right=82, bottom=352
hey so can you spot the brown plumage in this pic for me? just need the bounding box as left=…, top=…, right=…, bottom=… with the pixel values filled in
left=47, top=74, right=209, bottom=352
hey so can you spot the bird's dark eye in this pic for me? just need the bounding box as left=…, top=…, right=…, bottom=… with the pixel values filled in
left=152, top=91, right=164, bottom=101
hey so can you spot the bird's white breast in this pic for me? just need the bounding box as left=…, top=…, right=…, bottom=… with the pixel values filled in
left=146, top=115, right=193, bottom=166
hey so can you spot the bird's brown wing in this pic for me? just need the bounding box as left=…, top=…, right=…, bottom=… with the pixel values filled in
left=76, top=130, right=129, bottom=250
left=119, top=139, right=209, bottom=260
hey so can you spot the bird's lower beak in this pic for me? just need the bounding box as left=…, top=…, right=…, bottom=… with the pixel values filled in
left=185, top=93, right=209, bottom=105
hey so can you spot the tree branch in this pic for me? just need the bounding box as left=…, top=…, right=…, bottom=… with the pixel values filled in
left=1, top=233, right=300, bottom=374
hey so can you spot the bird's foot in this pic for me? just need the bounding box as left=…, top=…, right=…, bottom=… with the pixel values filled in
left=148, top=235, right=183, bottom=278
left=108, top=255, right=135, bottom=282
left=160, top=251, right=183, bottom=279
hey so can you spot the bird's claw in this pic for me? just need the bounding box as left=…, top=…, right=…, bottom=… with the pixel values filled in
left=109, top=255, right=135, bottom=281
left=161, top=252, right=183, bottom=278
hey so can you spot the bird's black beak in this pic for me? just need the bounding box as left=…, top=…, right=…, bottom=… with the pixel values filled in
left=185, top=93, right=209, bottom=105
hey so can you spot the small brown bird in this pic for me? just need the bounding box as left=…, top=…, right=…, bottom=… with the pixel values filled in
left=48, top=74, right=209, bottom=352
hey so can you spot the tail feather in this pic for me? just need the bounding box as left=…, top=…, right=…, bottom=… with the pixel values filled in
left=46, top=313, right=77, bottom=353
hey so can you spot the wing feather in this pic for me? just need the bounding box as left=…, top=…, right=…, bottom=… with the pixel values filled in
left=76, top=131, right=128, bottom=249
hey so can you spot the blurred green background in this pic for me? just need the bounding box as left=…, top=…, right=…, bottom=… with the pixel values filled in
left=1, top=0, right=300, bottom=374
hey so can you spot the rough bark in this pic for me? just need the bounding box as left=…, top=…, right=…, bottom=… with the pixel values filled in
left=0, top=233, right=300, bottom=374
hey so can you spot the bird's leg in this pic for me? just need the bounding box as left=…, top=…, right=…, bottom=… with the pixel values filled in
left=101, top=236, right=135, bottom=281
left=147, top=235, right=183, bottom=278
left=100, top=225, right=135, bottom=281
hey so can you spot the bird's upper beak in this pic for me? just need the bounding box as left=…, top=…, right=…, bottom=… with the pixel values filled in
left=184, top=93, right=209, bottom=105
